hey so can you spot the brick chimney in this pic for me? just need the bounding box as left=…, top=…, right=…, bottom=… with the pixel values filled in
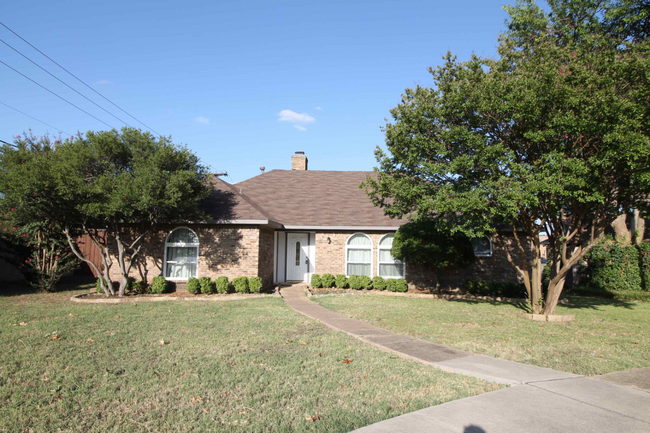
left=291, top=151, right=308, bottom=170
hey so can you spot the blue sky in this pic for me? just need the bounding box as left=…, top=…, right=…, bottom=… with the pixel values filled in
left=1, top=0, right=511, bottom=182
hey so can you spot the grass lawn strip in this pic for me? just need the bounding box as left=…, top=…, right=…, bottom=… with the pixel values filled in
left=0, top=285, right=501, bottom=432
left=315, top=295, right=650, bottom=376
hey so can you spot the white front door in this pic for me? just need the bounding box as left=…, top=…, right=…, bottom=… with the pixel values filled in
left=287, top=233, right=309, bottom=281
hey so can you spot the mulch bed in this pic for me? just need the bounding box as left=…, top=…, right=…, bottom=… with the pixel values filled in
left=306, top=286, right=533, bottom=303
left=72, top=290, right=280, bottom=304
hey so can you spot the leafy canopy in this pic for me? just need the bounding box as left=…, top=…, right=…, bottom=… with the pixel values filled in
left=391, top=219, right=476, bottom=270
left=365, top=0, right=650, bottom=314
left=54, top=128, right=212, bottom=228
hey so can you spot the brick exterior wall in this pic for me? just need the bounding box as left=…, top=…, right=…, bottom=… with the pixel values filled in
left=312, top=230, right=529, bottom=292
left=108, top=225, right=529, bottom=293
left=258, top=228, right=275, bottom=287
left=109, top=225, right=263, bottom=285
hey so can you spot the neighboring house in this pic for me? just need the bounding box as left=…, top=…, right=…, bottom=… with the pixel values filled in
left=108, top=152, right=528, bottom=291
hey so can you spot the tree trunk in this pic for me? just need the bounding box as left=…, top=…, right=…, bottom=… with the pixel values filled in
left=114, top=226, right=146, bottom=297
left=543, top=244, right=592, bottom=315
left=530, top=236, right=543, bottom=314
left=64, top=229, right=113, bottom=297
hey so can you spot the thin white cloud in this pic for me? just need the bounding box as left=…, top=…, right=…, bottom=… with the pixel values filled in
left=314, top=106, right=322, bottom=110
left=97, top=80, right=112, bottom=85
left=294, top=125, right=307, bottom=131
left=194, top=116, right=210, bottom=125
left=278, top=109, right=315, bottom=124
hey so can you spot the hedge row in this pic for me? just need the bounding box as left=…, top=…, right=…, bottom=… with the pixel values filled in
left=187, top=276, right=264, bottom=294
left=98, top=276, right=265, bottom=295
left=464, top=280, right=527, bottom=298
left=310, top=273, right=408, bottom=292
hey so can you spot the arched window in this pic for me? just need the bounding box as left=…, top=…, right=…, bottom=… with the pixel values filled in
left=471, top=236, right=492, bottom=257
left=164, top=228, right=199, bottom=280
left=378, top=234, right=405, bottom=278
left=346, top=233, right=372, bottom=277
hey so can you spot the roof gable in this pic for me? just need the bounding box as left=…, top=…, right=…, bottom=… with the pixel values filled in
left=201, top=176, right=273, bottom=222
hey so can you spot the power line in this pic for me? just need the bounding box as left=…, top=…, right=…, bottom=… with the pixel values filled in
left=0, top=21, right=162, bottom=136
left=0, top=37, right=134, bottom=128
left=0, top=100, right=71, bottom=136
left=0, top=59, right=117, bottom=130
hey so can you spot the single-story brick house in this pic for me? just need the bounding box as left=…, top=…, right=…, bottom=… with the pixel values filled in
left=111, top=152, right=527, bottom=291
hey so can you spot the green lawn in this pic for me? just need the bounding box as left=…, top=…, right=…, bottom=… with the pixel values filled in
left=314, top=295, right=650, bottom=376
left=0, top=283, right=500, bottom=432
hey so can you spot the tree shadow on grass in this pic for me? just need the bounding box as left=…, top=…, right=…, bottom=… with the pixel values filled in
left=0, top=275, right=95, bottom=297
left=444, top=295, right=636, bottom=313
left=0, top=282, right=37, bottom=297
left=560, top=296, right=636, bottom=311
left=443, top=297, right=532, bottom=312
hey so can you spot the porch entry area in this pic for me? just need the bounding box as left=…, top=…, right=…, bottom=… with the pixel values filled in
left=274, top=231, right=315, bottom=283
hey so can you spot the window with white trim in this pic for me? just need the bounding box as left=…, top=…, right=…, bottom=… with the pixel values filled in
left=471, top=236, right=492, bottom=257
left=164, top=228, right=199, bottom=279
left=346, top=233, right=372, bottom=277
left=378, top=234, right=405, bottom=278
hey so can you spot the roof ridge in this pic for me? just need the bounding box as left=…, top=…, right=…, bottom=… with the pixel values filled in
left=234, top=169, right=375, bottom=186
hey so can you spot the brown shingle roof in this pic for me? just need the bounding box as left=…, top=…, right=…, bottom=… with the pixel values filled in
left=202, top=176, right=273, bottom=222
left=232, top=170, right=401, bottom=227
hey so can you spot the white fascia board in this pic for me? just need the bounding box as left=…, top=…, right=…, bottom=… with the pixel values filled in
left=283, top=225, right=401, bottom=231
left=202, top=219, right=283, bottom=228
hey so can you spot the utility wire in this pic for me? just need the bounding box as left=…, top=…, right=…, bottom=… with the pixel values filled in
left=0, top=37, right=134, bottom=128
left=0, top=100, right=71, bottom=136
left=0, top=21, right=162, bottom=136
left=0, top=59, right=116, bottom=129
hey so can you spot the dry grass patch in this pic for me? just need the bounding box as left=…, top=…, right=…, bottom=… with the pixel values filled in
left=315, top=295, right=650, bottom=376
left=0, top=283, right=500, bottom=432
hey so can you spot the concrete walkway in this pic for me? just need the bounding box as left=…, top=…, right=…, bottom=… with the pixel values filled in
left=281, top=285, right=650, bottom=433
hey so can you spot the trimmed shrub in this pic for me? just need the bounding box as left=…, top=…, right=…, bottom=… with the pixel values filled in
left=359, top=275, right=372, bottom=290
left=216, top=276, right=230, bottom=294
left=232, top=276, right=249, bottom=293
left=199, top=277, right=215, bottom=294
left=585, top=240, right=641, bottom=292
left=464, top=280, right=527, bottom=298
left=151, top=276, right=168, bottom=294
left=386, top=279, right=397, bottom=292
left=187, top=277, right=201, bottom=294
left=125, top=276, right=136, bottom=292
left=310, top=274, right=322, bottom=288
left=335, top=274, right=348, bottom=289
left=465, top=280, right=490, bottom=296
left=348, top=275, right=362, bottom=290
left=395, top=279, right=408, bottom=292
left=249, top=277, right=263, bottom=293
left=372, top=276, right=386, bottom=291
left=321, top=273, right=335, bottom=288
left=132, top=279, right=149, bottom=295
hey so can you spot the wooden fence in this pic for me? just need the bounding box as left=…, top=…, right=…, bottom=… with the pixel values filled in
left=75, top=233, right=104, bottom=277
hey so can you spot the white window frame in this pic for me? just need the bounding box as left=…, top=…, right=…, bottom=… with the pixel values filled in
left=471, top=236, right=493, bottom=257
left=377, top=233, right=405, bottom=279
left=345, top=233, right=373, bottom=277
left=163, top=227, right=199, bottom=281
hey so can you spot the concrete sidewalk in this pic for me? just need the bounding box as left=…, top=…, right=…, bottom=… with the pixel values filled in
left=281, top=285, right=650, bottom=433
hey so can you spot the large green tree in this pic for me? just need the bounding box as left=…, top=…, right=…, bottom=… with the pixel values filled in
left=0, top=134, right=79, bottom=291
left=54, top=128, right=212, bottom=297
left=365, top=0, right=650, bottom=314
left=1, top=128, right=212, bottom=296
